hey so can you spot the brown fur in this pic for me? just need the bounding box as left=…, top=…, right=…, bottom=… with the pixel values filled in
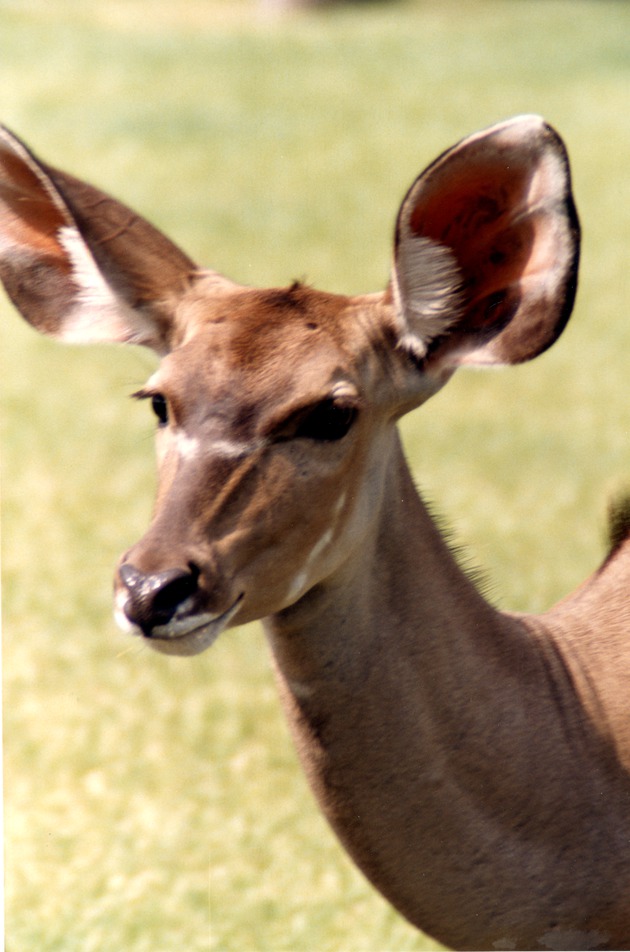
left=3, top=118, right=629, bottom=950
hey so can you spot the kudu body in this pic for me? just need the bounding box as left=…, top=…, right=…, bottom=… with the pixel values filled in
left=2, top=117, right=630, bottom=951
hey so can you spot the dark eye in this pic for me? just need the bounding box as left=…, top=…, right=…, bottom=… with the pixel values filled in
left=295, top=399, right=358, bottom=442
left=151, top=394, right=169, bottom=426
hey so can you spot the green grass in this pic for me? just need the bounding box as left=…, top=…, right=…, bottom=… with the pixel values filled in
left=2, top=1, right=629, bottom=949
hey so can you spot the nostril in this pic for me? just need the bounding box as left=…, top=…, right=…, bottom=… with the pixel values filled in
left=119, top=562, right=200, bottom=635
left=152, top=565, right=199, bottom=617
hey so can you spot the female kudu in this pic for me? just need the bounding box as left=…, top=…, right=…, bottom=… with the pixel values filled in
left=2, top=116, right=629, bottom=951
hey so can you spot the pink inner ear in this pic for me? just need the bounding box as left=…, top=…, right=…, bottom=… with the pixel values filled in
left=1, top=150, right=70, bottom=264
left=409, top=158, right=538, bottom=335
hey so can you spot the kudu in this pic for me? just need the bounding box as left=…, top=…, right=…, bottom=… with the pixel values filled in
left=2, top=116, right=629, bottom=951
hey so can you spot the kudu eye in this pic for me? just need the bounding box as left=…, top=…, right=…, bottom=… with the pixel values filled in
left=151, top=393, right=169, bottom=426
left=295, top=399, right=358, bottom=442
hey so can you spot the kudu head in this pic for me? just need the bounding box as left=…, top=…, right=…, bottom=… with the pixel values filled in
left=0, top=116, right=579, bottom=655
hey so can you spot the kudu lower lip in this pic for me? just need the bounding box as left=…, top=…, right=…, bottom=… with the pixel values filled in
left=149, top=594, right=244, bottom=656
left=117, top=592, right=244, bottom=657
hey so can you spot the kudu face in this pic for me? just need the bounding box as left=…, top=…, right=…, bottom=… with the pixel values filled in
left=117, top=283, right=410, bottom=655
left=0, top=115, right=579, bottom=657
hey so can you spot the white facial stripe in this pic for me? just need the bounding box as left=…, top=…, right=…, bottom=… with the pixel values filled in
left=285, top=530, right=333, bottom=603
left=208, top=437, right=256, bottom=459
left=175, top=432, right=201, bottom=462
left=173, top=430, right=257, bottom=463
left=287, top=570, right=309, bottom=603
left=308, top=527, right=334, bottom=563
left=334, top=492, right=347, bottom=517
left=285, top=495, right=347, bottom=604
left=144, top=370, right=162, bottom=390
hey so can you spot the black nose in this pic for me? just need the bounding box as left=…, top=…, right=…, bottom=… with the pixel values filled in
left=119, top=563, right=200, bottom=635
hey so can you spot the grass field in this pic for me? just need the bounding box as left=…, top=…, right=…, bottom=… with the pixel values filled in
left=2, top=1, right=630, bottom=950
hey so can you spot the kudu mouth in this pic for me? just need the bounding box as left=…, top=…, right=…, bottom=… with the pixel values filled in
left=115, top=562, right=244, bottom=656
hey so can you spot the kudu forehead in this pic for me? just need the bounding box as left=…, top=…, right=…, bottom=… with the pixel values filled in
left=165, top=281, right=392, bottom=421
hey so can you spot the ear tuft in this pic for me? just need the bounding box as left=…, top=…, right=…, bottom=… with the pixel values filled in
left=391, top=234, right=464, bottom=362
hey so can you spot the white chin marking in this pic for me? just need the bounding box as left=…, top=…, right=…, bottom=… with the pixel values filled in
left=114, top=589, right=135, bottom=633
left=147, top=621, right=226, bottom=657
left=114, top=595, right=244, bottom=658
left=149, top=597, right=242, bottom=656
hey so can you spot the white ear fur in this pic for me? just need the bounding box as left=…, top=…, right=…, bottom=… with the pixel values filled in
left=390, top=234, right=464, bottom=362
left=56, top=225, right=160, bottom=348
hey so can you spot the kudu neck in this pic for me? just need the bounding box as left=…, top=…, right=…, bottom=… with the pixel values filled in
left=265, top=427, right=514, bottom=695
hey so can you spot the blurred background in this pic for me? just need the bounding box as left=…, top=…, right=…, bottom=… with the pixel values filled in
left=1, top=2, right=629, bottom=949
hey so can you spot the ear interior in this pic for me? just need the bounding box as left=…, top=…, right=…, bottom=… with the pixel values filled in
left=0, top=144, right=70, bottom=256
left=391, top=116, right=580, bottom=370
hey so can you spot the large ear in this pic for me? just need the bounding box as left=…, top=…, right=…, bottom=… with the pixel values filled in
left=0, top=126, right=234, bottom=354
left=389, top=115, right=580, bottom=370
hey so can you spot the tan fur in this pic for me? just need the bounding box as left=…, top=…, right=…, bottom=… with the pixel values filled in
left=4, top=118, right=627, bottom=950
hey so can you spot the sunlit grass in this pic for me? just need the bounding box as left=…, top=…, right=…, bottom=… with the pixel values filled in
left=2, top=1, right=629, bottom=949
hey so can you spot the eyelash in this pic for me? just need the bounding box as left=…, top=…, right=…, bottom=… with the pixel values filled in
left=132, top=390, right=169, bottom=427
